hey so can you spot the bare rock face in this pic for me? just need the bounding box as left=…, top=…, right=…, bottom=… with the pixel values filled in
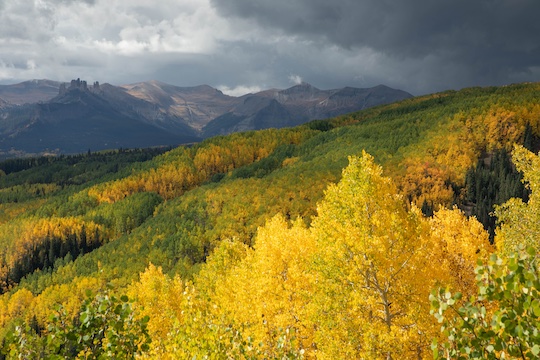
left=59, top=79, right=102, bottom=96
left=121, top=81, right=239, bottom=131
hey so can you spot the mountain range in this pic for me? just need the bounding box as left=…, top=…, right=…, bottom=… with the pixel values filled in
left=0, top=79, right=412, bottom=157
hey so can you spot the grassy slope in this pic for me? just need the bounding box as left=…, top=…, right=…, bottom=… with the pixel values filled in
left=1, top=82, right=540, bottom=333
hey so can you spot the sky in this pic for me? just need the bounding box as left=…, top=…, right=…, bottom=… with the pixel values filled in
left=0, top=0, right=539, bottom=96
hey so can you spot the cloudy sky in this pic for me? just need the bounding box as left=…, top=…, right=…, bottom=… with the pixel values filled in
left=0, top=0, right=539, bottom=95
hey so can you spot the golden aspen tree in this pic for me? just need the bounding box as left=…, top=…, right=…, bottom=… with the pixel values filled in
left=211, top=215, right=316, bottom=357
left=428, top=207, right=491, bottom=298
left=6, top=288, right=34, bottom=321
left=194, top=239, right=248, bottom=298
left=483, top=109, right=522, bottom=150
left=134, top=261, right=250, bottom=359
left=398, top=159, right=455, bottom=208
left=310, top=152, right=433, bottom=359
left=0, top=296, right=7, bottom=327
left=130, top=264, right=186, bottom=359
left=495, top=145, right=540, bottom=255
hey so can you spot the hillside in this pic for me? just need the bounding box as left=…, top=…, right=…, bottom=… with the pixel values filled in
left=1, top=82, right=540, bottom=358
left=0, top=80, right=61, bottom=105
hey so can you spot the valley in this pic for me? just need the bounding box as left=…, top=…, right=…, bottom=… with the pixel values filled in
left=0, top=82, right=539, bottom=358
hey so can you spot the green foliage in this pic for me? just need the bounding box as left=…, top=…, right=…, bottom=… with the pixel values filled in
left=522, top=123, right=536, bottom=152
left=0, top=148, right=168, bottom=190
left=431, top=247, right=540, bottom=359
left=229, top=144, right=298, bottom=179
left=464, top=149, right=528, bottom=239
left=2, top=290, right=150, bottom=359
left=305, top=119, right=334, bottom=132
left=0, top=184, right=60, bottom=205
left=86, top=192, right=163, bottom=236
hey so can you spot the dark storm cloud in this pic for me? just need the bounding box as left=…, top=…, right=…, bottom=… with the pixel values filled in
left=211, top=0, right=540, bottom=56
left=1, top=0, right=539, bottom=95
left=211, top=0, right=540, bottom=92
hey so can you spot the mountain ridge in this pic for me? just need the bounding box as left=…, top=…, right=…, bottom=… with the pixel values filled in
left=200, top=82, right=413, bottom=137
left=0, top=79, right=62, bottom=105
left=0, top=78, right=412, bottom=158
left=0, top=80, right=200, bottom=158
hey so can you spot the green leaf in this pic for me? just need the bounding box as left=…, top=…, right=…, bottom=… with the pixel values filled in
left=431, top=339, right=439, bottom=359
left=114, top=304, right=123, bottom=315
left=80, top=312, right=89, bottom=324
left=531, top=299, right=540, bottom=317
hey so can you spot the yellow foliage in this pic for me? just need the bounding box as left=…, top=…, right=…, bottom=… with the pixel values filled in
left=6, top=289, right=34, bottom=322
left=429, top=207, right=492, bottom=298
left=212, top=215, right=317, bottom=356
left=398, top=159, right=455, bottom=208
left=311, top=153, right=433, bottom=358
left=130, top=264, right=187, bottom=359
left=195, top=239, right=249, bottom=298
left=282, top=156, right=300, bottom=167
left=88, top=128, right=313, bottom=203
left=495, top=145, right=540, bottom=255
left=120, top=152, right=491, bottom=358
left=30, top=276, right=103, bottom=327
left=483, top=109, right=522, bottom=151
left=1, top=217, right=102, bottom=270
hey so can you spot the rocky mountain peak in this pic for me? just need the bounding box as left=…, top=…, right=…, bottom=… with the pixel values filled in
left=59, top=78, right=101, bottom=95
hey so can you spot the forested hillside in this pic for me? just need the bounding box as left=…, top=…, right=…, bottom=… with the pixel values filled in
left=1, top=82, right=540, bottom=358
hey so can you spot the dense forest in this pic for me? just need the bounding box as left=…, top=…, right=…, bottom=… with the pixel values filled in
left=1, top=82, right=540, bottom=358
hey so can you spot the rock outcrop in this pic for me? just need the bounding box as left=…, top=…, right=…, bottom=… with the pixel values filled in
left=59, top=78, right=101, bottom=95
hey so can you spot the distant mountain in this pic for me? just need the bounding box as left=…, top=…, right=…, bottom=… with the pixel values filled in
left=0, top=78, right=412, bottom=158
left=0, top=79, right=200, bottom=158
left=201, top=83, right=412, bottom=137
left=122, top=80, right=412, bottom=137
left=122, top=80, right=239, bottom=131
left=0, top=79, right=61, bottom=104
